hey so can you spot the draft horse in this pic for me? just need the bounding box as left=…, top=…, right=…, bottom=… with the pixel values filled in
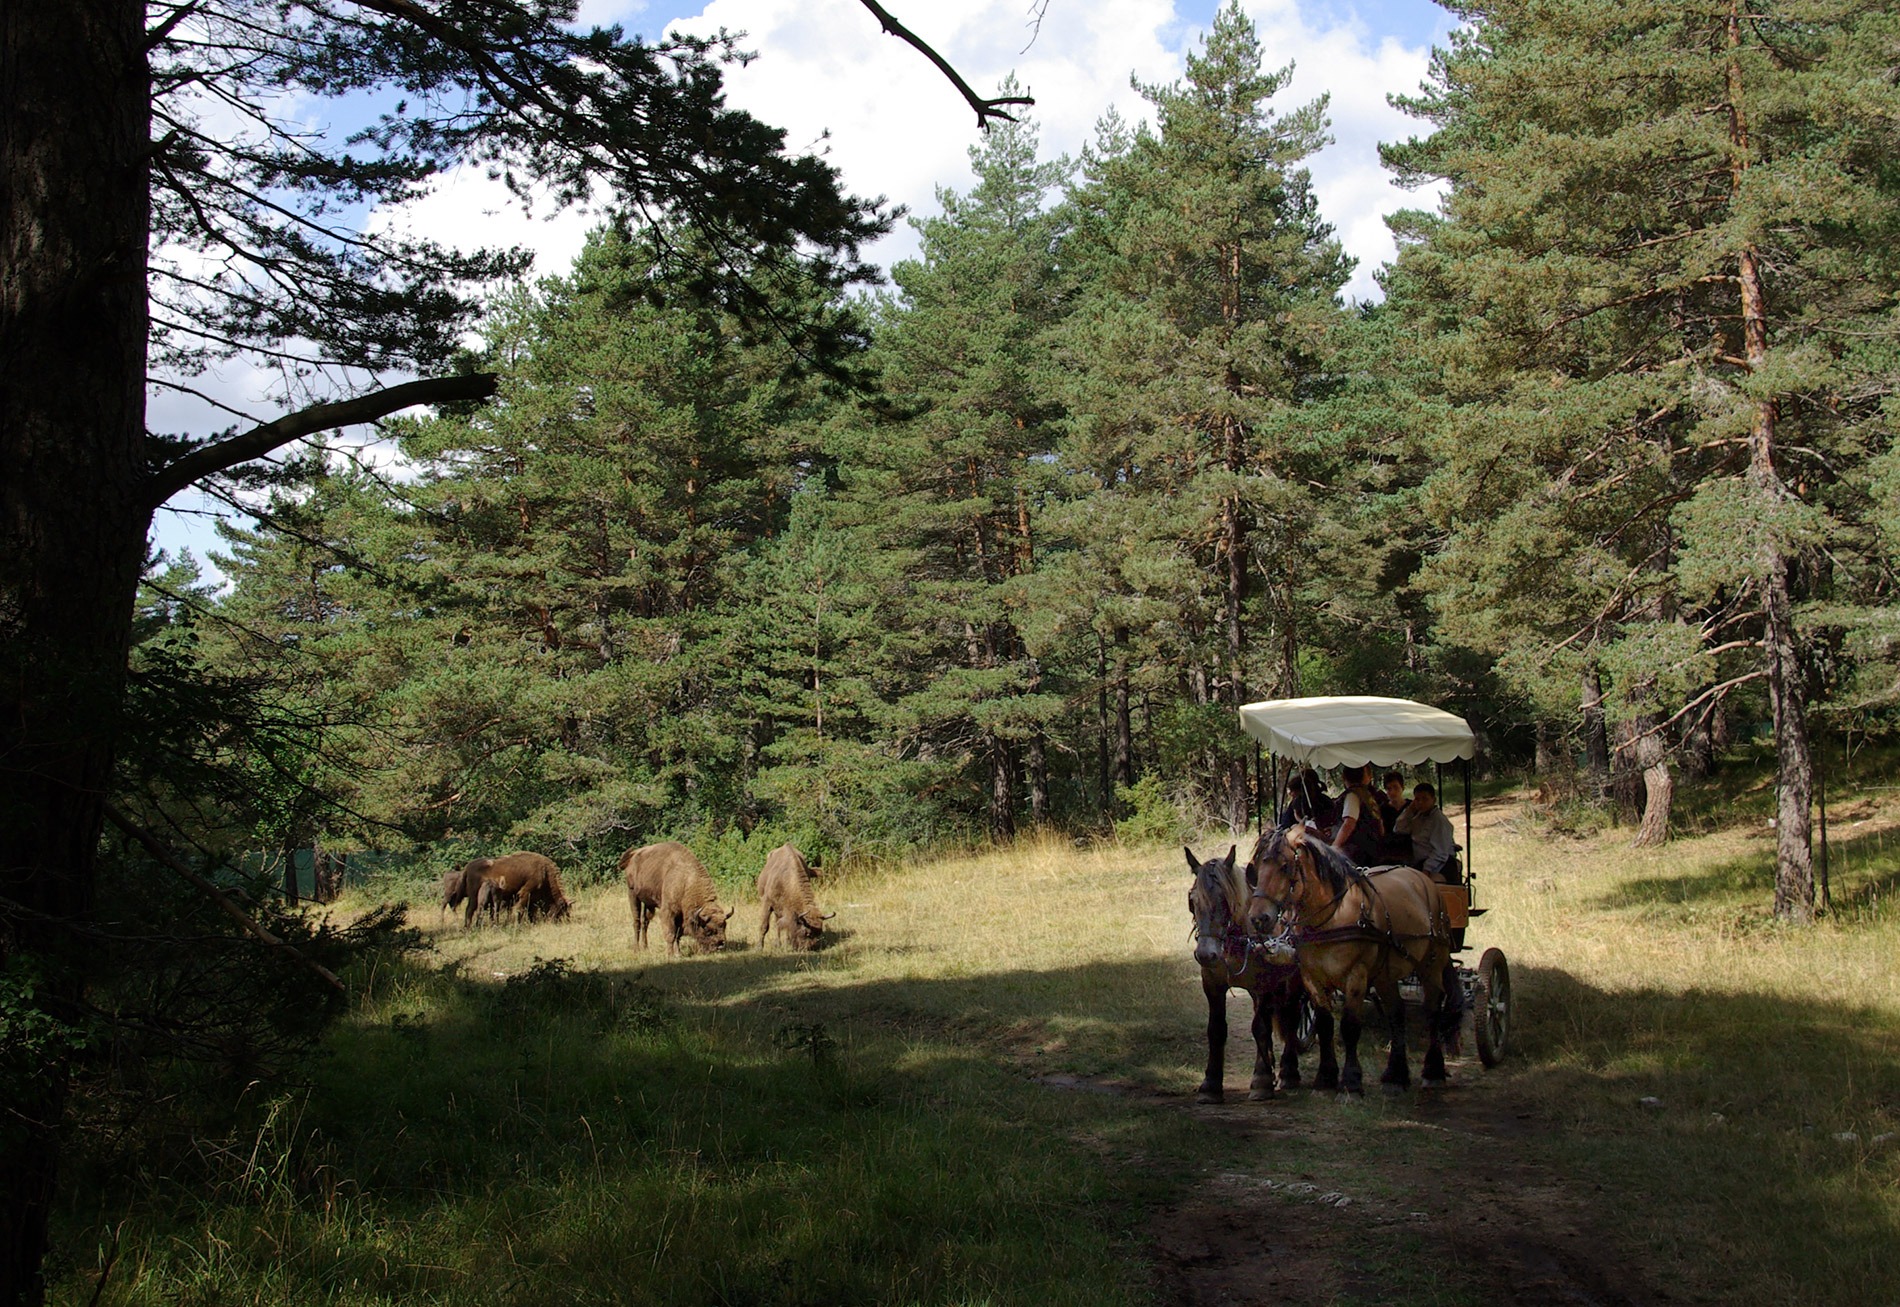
left=1185, top=845, right=1313, bottom=1102
left=1245, top=825, right=1458, bottom=1094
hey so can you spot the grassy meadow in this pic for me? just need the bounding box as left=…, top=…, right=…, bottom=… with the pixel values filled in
left=51, top=773, right=1900, bottom=1305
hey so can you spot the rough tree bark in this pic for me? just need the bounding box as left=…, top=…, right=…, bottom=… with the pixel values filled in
left=1112, top=627, right=1134, bottom=799
left=2, top=13, right=492, bottom=1295
left=1, top=7, right=152, bottom=1300
left=1728, top=0, right=1814, bottom=920
left=1581, top=664, right=1611, bottom=797
left=1631, top=716, right=1673, bottom=847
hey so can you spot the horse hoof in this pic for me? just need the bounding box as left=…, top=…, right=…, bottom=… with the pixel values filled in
left=1422, top=1075, right=1447, bottom=1089
left=1248, top=1085, right=1275, bottom=1102
left=1381, top=1081, right=1407, bottom=1096
left=1337, top=1089, right=1363, bottom=1103
left=1277, top=1074, right=1302, bottom=1092
left=1195, top=1087, right=1223, bottom=1104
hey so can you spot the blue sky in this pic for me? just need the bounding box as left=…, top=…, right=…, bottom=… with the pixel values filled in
left=152, top=0, right=1459, bottom=576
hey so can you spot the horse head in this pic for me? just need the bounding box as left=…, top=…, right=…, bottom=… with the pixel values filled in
left=1185, top=845, right=1243, bottom=971
left=1246, top=824, right=1312, bottom=937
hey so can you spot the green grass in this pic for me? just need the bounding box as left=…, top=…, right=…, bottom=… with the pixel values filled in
left=48, top=771, right=1900, bottom=1305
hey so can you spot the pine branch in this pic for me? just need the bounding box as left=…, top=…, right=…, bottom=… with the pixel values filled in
left=144, top=372, right=498, bottom=506
left=102, top=805, right=346, bottom=996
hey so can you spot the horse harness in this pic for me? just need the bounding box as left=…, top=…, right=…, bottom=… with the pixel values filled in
left=1196, top=864, right=1297, bottom=980
left=1264, top=851, right=1448, bottom=973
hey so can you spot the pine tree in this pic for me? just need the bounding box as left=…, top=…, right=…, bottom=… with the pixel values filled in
left=1386, top=0, right=1900, bottom=896
left=1056, top=1, right=1352, bottom=831
left=832, top=97, right=1073, bottom=839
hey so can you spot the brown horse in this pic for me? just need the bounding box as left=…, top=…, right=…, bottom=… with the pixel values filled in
left=1186, top=845, right=1313, bottom=1102
left=1245, top=825, right=1458, bottom=1094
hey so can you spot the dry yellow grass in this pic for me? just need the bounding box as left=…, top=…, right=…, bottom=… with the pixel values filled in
left=380, top=794, right=1900, bottom=1303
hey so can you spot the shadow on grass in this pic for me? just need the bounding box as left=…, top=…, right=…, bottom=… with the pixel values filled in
left=58, top=950, right=1205, bottom=1307
left=54, top=933, right=1900, bottom=1307
left=1499, top=960, right=1900, bottom=1301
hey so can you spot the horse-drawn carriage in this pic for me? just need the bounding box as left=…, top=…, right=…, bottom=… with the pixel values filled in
left=1239, top=695, right=1511, bottom=1071
left=1184, top=696, right=1510, bottom=1101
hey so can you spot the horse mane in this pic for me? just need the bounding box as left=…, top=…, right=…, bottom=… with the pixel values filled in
left=1303, top=836, right=1367, bottom=895
left=1195, top=848, right=1248, bottom=923
left=1254, top=824, right=1362, bottom=897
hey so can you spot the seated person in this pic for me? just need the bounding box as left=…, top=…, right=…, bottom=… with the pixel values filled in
left=1332, top=764, right=1387, bottom=866
left=1276, top=768, right=1334, bottom=831
left=1393, top=782, right=1459, bottom=882
left=1378, top=771, right=1411, bottom=860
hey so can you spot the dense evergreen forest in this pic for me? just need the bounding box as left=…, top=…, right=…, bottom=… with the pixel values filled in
left=132, top=2, right=1900, bottom=916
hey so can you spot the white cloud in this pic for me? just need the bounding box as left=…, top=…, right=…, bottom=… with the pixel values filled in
left=660, top=0, right=1447, bottom=301
left=361, top=0, right=1447, bottom=300
left=155, top=0, right=1452, bottom=574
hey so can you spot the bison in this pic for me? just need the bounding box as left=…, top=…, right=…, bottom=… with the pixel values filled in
left=620, top=842, right=729, bottom=955
left=441, top=858, right=488, bottom=918
left=464, top=852, right=572, bottom=926
left=755, top=843, right=832, bottom=950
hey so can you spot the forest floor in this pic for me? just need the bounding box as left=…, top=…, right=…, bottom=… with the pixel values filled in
left=58, top=770, right=1900, bottom=1305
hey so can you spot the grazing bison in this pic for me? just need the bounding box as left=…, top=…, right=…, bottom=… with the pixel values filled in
left=464, top=852, right=572, bottom=926
left=756, top=844, right=832, bottom=951
left=620, top=842, right=729, bottom=955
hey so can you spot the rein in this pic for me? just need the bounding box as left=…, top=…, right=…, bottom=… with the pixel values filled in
left=1258, top=843, right=1447, bottom=968
left=1193, top=860, right=1295, bottom=980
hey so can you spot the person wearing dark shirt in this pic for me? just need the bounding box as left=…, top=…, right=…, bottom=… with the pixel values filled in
left=1276, top=768, right=1333, bottom=831
left=1332, top=764, right=1387, bottom=866
left=1378, top=771, right=1410, bottom=861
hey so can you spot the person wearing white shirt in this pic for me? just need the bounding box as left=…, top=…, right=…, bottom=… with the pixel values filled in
left=1393, top=782, right=1458, bottom=881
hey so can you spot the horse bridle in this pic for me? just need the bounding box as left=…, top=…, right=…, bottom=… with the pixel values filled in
left=1192, top=859, right=1266, bottom=976
left=1253, top=840, right=1355, bottom=937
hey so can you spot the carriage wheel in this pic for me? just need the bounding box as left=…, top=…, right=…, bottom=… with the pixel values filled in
left=1292, top=993, right=1318, bottom=1054
left=1474, top=948, right=1511, bottom=1067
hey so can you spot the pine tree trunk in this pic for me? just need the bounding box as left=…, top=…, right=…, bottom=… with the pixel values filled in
left=1611, top=719, right=1642, bottom=826
left=1727, top=6, right=1814, bottom=919
left=987, top=731, right=1015, bottom=842
left=1534, top=721, right=1561, bottom=779
left=1682, top=698, right=1718, bottom=779
left=1581, top=665, right=1611, bottom=797
left=1632, top=721, right=1672, bottom=846
left=1112, top=628, right=1134, bottom=796
left=1762, top=539, right=1815, bottom=919
left=1220, top=413, right=1249, bottom=838
left=1028, top=731, right=1048, bottom=826
left=1, top=3, right=153, bottom=1301
left=1095, top=634, right=1111, bottom=818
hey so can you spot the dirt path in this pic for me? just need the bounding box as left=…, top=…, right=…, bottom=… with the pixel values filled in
left=1049, top=1047, right=1660, bottom=1307
left=1149, top=1078, right=1654, bottom=1307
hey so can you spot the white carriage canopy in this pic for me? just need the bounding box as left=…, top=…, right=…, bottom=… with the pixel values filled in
left=1238, top=696, right=1476, bottom=770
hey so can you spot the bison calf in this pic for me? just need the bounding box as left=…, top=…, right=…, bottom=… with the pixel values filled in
left=442, top=857, right=492, bottom=920
left=756, top=844, right=832, bottom=951
left=620, top=842, right=729, bottom=955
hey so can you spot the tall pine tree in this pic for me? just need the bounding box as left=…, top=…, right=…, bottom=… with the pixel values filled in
left=1057, top=1, right=1351, bottom=831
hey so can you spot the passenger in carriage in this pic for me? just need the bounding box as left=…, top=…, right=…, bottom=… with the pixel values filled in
left=1277, top=767, right=1333, bottom=831
left=1394, top=782, right=1459, bottom=881
left=1331, top=764, right=1387, bottom=866
left=1378, top=771, right=1411, bottom=861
